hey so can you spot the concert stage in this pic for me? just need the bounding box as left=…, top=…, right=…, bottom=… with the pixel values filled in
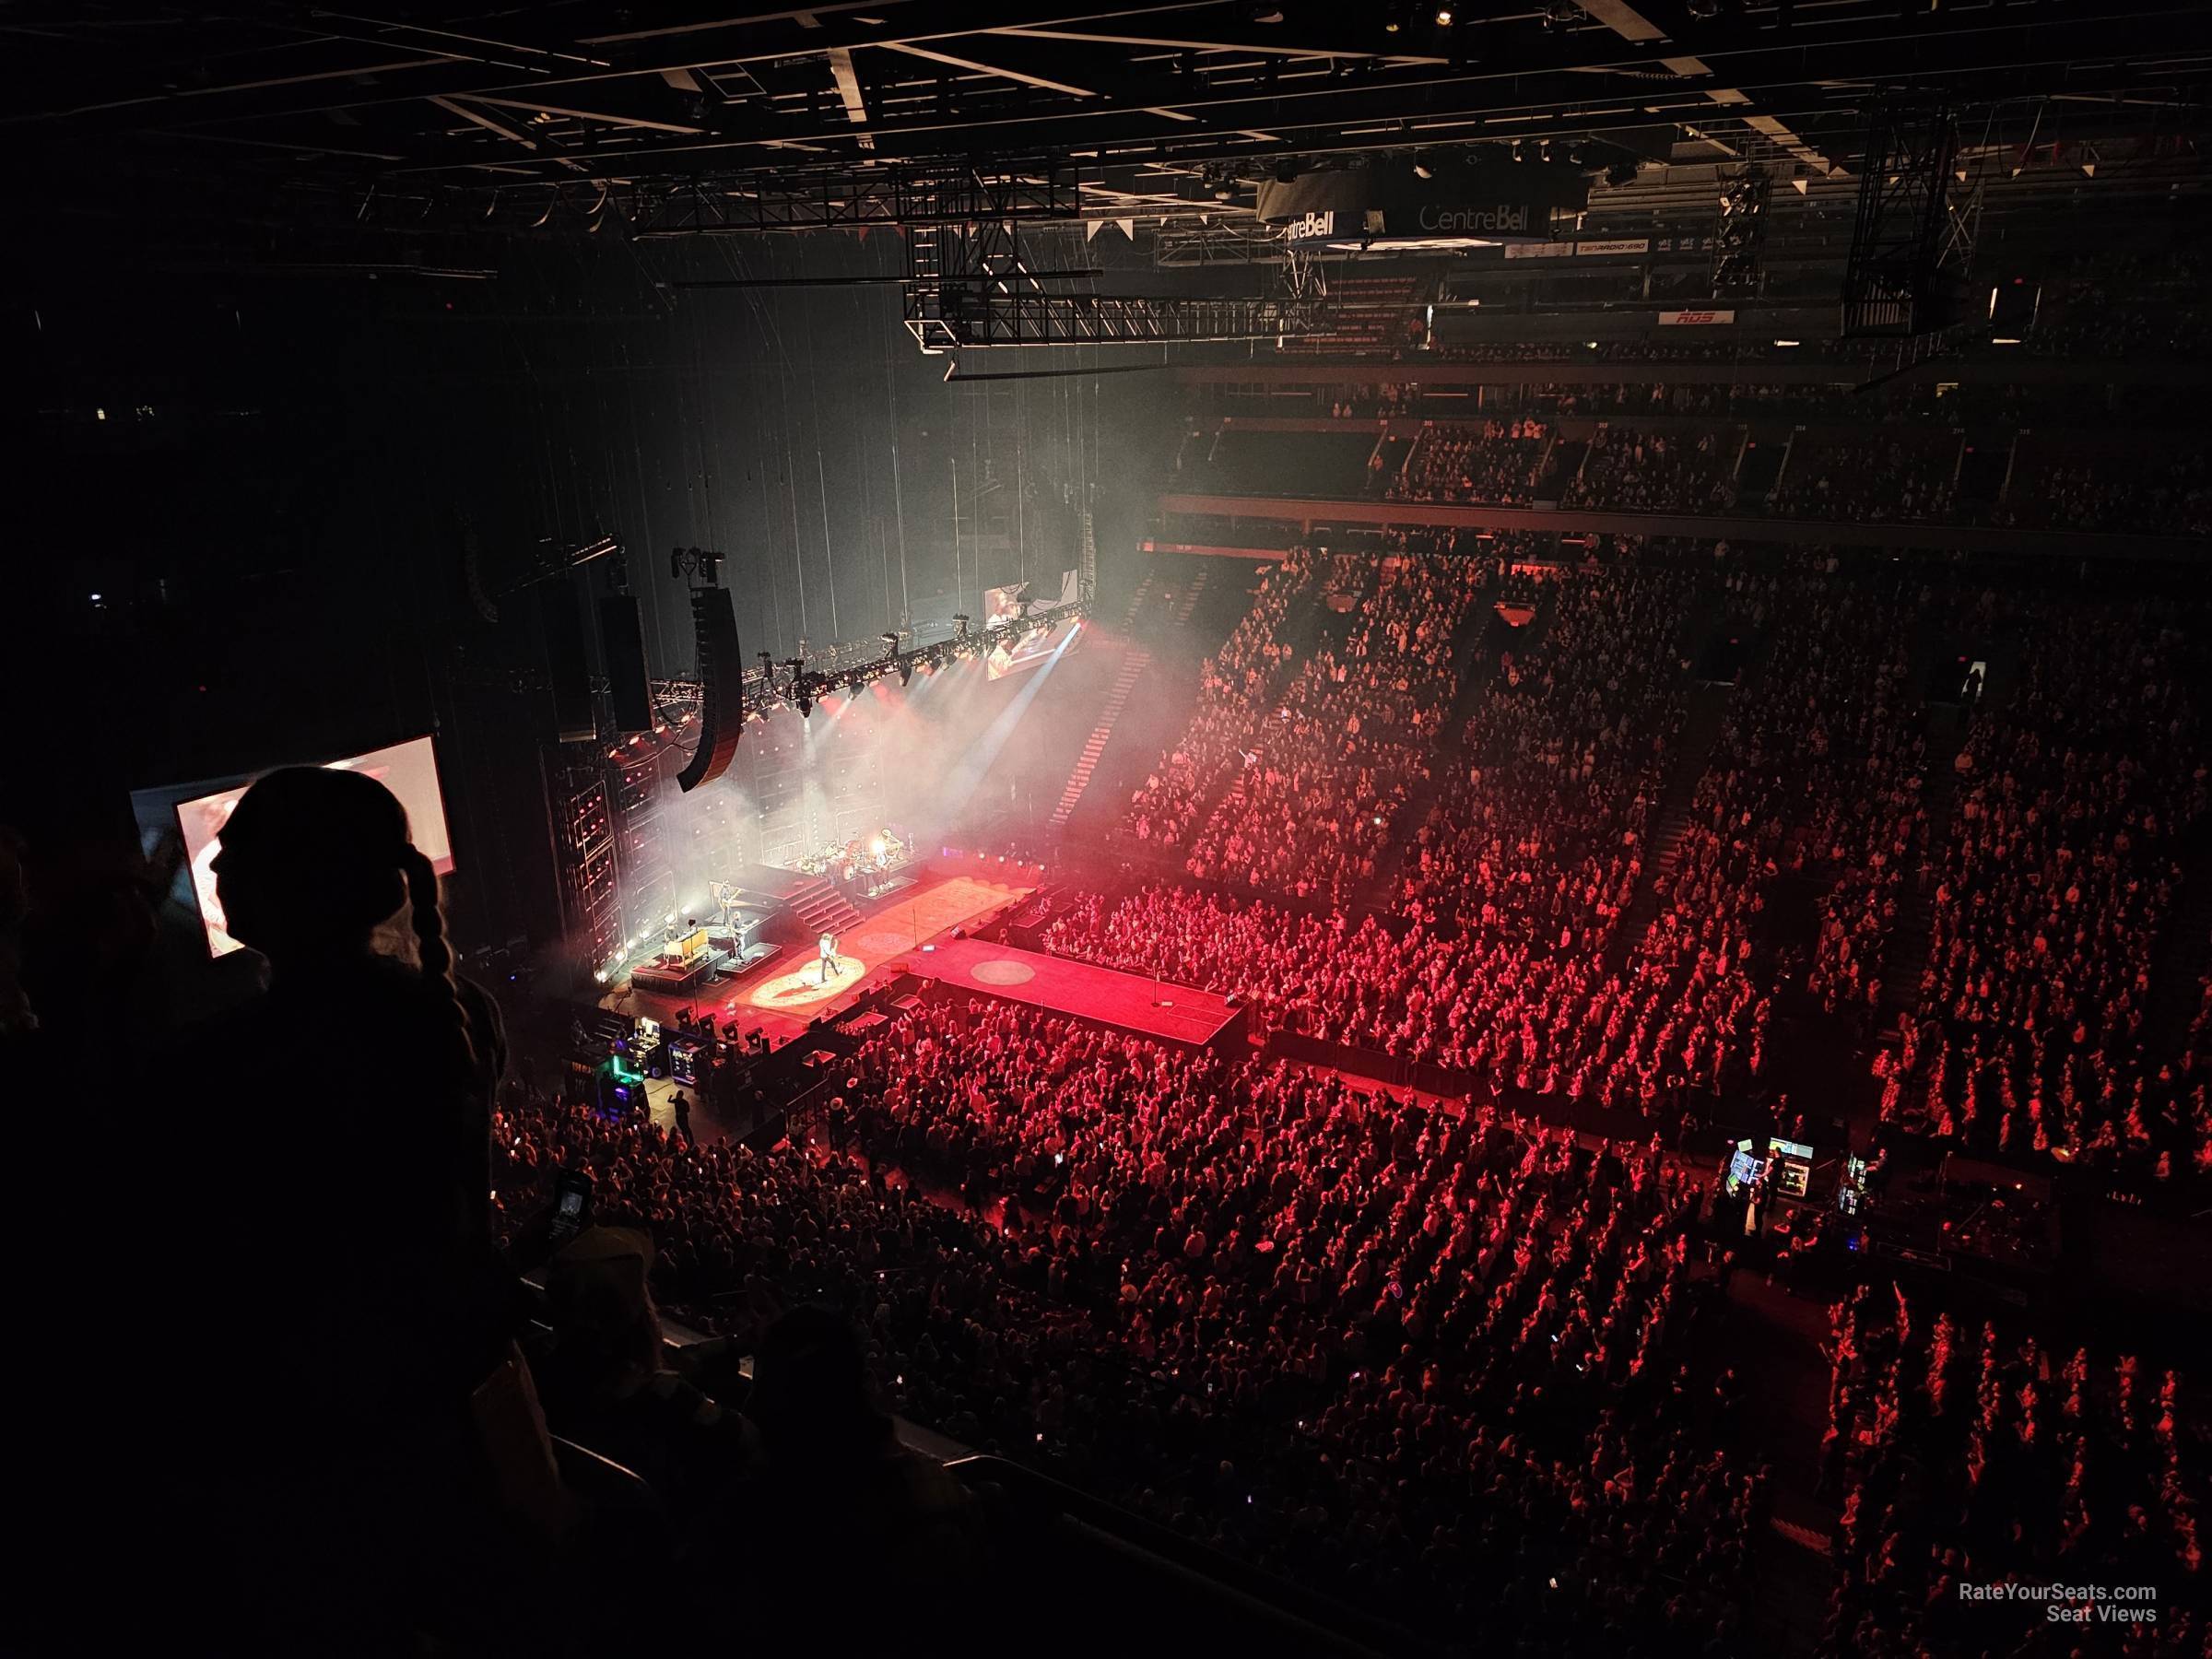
left=609, top=871, right=1031, bottom=1046
left=902, top=939, right=1248, bottom=1054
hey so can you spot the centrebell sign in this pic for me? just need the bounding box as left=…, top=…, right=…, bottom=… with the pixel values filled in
left=1417, top=203, right=1533, bottom=236
left=1257, top=159, right=1587, bottom=249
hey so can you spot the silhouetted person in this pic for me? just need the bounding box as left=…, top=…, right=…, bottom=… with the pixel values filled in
left=150, top=766, right=520, bottom=1650
left=534, top=1226, right=749, bottom=1526
left=735, top=1305, right=985, bottom=1643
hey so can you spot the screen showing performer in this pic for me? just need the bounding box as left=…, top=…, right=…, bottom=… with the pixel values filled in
left=171, top=735, right=454, bottom=958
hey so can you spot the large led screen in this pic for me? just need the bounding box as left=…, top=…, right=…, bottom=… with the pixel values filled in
left=171, top=735, right=454, bottom=957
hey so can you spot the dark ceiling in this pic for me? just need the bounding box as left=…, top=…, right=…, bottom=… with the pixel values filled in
left=10, top=0, right=2210, bottom=253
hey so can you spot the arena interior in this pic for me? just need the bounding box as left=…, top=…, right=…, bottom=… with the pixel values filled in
left=6, top=2, right=2212, bottom=1653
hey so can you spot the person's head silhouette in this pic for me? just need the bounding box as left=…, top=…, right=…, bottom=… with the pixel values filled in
left=215, top=766, right=475, bottom=1069
left=216, top=767, right=424, bottom=959
left=748, top=1304, right=887, bottom=1467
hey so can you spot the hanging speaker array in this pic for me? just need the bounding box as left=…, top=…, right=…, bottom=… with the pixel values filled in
left=598, top=594, right=653, bottom=733
left=675, top=585, right=743, bottom=793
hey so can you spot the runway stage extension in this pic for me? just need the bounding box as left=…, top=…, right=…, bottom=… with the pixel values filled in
left=901, top=938, right=1247, bottom=1054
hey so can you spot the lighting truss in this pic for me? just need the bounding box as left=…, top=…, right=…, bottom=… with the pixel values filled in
left=1711, top=164, right=1771, bottom=296
left=631, top=159, right=1080, bottom=238
left=900, top=193, right=1329, bottom=349
left=747, top=598, right=1100, bottom=712
left=909, top=288, right=1330, bottom=351
left=1841, top=103, right=1964, bottom=337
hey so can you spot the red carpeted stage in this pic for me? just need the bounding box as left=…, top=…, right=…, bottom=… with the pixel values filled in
left=610, top=873, right=1031, bottom=1048
left=900, top=938, right=1247, bottom=1054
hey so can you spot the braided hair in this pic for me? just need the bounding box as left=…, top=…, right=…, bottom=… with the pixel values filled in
left=403, top=842, right=480, bottom=1085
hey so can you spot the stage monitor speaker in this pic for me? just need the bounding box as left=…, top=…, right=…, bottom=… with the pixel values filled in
left=599, top=594, right=653, bottom=733
left=676, top=587, right=743, bottom=793
left=542, top=582, right=595, bottom=744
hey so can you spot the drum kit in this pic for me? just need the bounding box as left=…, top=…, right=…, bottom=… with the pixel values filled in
left=796, top=828, right=910, bottom=892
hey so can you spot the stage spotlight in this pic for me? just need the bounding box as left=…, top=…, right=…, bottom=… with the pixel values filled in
left=1435, top=4, right=1454, bottom=22
left=898, top=660, right=914, bottom=686
left=1413, top=159, right=1434, bottom=180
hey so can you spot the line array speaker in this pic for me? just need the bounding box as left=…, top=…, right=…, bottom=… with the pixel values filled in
left=599, top=594, right=653, bottom=733
left=676, top=587, right=743, bottom=793
left=541, top=582, right=595, bottom=744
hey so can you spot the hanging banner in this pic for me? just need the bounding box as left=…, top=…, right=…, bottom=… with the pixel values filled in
left=1658, top=309, right=1737, bottom=325
left=1505, top=236, right=1650, bottom=259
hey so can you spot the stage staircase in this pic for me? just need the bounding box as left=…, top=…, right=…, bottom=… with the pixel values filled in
left=1053, top=647, right=1155, bottom=829
left=1606, top=679, right=1734, bottom=973
left=785, top=876, right=864, bottom=940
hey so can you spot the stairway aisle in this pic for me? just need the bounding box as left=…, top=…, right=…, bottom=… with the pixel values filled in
left=1121, top=573, right=1156, bottom=626
left=1879, top=700, right=1971, bottom=1019
left=1172, top=567, right=1211, bottom=625
left=1363, top=591, right=1553, bottom=907
left=2143, top=813, right=2212, bottom=1053
left=1606, top=679, right=1735, bottom=973
left=1052, top=646, right=1155, bottom=829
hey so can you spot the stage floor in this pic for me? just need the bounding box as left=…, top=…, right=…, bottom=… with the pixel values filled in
left=903, top=937, right=1244, bottom=1051
left=609, top=872, right=1031, bottom=1046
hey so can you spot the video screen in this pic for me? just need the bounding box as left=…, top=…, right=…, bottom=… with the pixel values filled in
left=170, top=735, right=454, bottom=958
